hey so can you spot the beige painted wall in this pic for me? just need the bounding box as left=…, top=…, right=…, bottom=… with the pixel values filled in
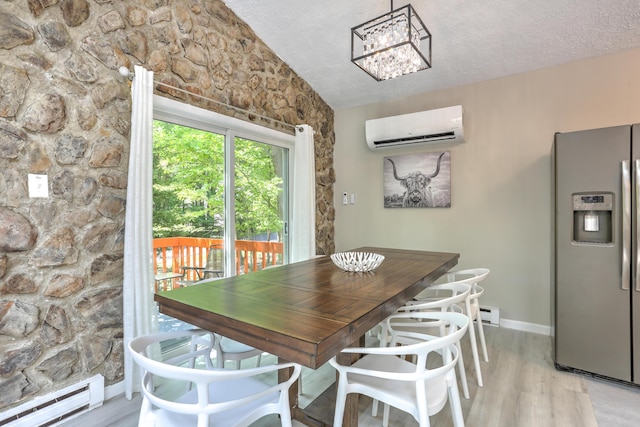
left=333, top=47, right=640, bottom=328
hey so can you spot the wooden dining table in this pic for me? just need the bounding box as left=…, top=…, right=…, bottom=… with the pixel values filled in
left=155, top=246, right=459, bottom=426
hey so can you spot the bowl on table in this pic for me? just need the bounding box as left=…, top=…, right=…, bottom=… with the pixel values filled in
left=330, top=252, right=384, bottom=272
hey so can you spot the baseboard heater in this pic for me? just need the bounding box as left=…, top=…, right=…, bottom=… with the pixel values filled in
left=479, top=305, right=500, bottom=326
left=0, top=374, right=104, bottom=427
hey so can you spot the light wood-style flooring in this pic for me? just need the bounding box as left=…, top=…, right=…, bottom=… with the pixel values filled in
left=61, top=326, right=640, bottom=426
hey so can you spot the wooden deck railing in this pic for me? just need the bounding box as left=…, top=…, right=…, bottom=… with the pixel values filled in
left=153, top=237, right=284, bottom=286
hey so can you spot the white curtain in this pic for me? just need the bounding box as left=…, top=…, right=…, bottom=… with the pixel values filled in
left=123, top=65, right=157, bottom=399
left=291, top=125, right=316, bottom=262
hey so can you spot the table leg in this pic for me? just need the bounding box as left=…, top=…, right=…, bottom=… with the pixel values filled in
left=284, top=334, right=366, bottom=427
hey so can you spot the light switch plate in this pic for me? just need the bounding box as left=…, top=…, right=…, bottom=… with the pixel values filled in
left=28, top=174, right=49, bottom=198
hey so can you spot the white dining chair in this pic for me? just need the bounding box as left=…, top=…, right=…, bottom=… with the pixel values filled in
left=128, top=329, right=301, bottom=427
left=416, top=267, right=491, bottom=387
left=213, top=333, right=264, bottom=369
left=377, top=280, right=473, bottom=400
left=330, top=311, right=469, bottom=427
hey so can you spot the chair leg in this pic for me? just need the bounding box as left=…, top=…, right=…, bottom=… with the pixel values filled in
left=383, top=403, right=391, bottom=427
left=456, top=341, right=470, bottom=399
left=197, top=413, right=209, bottom=427
left=447, top=375, right=466, bottom=427
left=280, top=406, right=293, bottom=427
left=333, top=380, right=347, bottom=427
left=415, top=382, right=430, bottom=427
left=476, top=316, right=489, bottom=362
left=467, top=313, right=483, bottom=387
left=371, top=321, right=388, bottom=417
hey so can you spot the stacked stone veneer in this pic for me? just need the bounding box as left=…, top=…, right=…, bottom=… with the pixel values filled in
left=0, top=0, right=335, bottom=410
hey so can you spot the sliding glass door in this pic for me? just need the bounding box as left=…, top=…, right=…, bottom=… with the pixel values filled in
left=233, top=136, right=288, bottom=274
left=152, top=97, right=292, bottom=302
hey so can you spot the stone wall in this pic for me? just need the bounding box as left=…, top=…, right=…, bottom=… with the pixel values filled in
left=0, top=0, right=335, bottom=410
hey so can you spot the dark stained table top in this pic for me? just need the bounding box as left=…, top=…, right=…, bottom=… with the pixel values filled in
left=155, top=246, right=459, bottom=369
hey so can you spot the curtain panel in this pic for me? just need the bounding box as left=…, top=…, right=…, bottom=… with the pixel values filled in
left=291, top=125, right=317, bottom=262
left=123, top=65, right=157, bottom=399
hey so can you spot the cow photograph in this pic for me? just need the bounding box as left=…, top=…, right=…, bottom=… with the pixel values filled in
left=383, top=151, right=451, bottom=208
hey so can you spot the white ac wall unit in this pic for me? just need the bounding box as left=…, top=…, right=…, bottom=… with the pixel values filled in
left=365, top=105, right=464, bottom=150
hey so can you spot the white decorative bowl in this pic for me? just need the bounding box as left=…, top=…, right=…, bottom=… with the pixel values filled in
left=330, top=252, right=385, bottom=272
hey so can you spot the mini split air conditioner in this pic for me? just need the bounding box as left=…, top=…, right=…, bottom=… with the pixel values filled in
left=365, top=105, right=464, bottom=150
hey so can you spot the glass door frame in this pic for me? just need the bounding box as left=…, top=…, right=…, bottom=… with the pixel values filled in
left=153, top=95, right=294, bottom=273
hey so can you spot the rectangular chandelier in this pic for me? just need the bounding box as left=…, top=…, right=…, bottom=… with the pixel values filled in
left=351, top=3, right=432, bottom=81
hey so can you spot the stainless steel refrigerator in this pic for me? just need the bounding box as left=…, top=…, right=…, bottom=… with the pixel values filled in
left=553, top=124, right=640, bottom=384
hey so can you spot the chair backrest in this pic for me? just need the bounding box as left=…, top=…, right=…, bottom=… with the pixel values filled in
left=404, top=280, right=472, bottom=312
left=414, top=273, right=479, bottom=305
left=131, top=329, right=215, bottom=373
left=373, top=280, right=472, bottom=347
left=446, top=268, right=490, bottom=288
left=446, top=268, right=490, bottom=306
left=385, top=311, right=470, bottom=377
left=128, top=329, right=301, bottom=427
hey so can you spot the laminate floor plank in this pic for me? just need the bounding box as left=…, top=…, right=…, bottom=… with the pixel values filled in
left=586, top=377, right=640, bottom=427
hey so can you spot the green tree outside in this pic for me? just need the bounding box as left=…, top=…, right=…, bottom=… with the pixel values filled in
left=152, top=120, right=284, bottom=242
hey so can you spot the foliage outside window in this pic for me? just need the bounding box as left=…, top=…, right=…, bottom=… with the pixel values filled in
left=152, top=120, right=284, bottom=241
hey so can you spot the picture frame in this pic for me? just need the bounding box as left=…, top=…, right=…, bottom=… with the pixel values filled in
left=383, top=151, right=451, bottom=208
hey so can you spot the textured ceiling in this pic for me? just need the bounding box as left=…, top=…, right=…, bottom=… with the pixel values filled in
left=222, top=0, right=640, bottom=110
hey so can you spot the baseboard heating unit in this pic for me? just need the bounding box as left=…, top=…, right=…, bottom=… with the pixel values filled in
left=0, top=374, right=104, bottom=427
left=479, top=305, right=500, bottom=326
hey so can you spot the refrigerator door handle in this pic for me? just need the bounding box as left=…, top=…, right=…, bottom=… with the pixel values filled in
left=623, top=160, right=631, bottom=290
left=636, top=159, right=640, bottom=291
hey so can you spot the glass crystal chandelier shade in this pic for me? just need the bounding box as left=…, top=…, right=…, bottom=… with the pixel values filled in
left=352, top=4, right=431, bottom=81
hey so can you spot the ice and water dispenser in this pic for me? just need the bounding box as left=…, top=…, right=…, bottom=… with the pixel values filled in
left=572, top=193, right=613, bottom=244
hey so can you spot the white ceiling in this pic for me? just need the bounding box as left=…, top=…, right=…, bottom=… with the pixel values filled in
left=222, top=0, right=640, bottom=110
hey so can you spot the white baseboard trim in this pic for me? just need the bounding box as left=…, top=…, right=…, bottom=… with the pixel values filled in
left=500, top=318, right=551, bottom=336
left=104, top=381, right=125, bottom=401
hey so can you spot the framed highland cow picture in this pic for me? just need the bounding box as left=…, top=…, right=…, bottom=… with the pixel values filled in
left=384, top=151, right=451, bottom=208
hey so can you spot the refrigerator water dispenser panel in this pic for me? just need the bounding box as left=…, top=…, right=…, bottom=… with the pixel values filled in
left=572, top=193, right=613, bottom=244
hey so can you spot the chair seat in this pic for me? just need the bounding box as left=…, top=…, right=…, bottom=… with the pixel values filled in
left=155, top=375, right=278, bottom=427
left=350, top=354, right=449, bottom=416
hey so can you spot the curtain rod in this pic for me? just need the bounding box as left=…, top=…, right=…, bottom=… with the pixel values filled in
left=119, top=67, right=302, bottom=133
